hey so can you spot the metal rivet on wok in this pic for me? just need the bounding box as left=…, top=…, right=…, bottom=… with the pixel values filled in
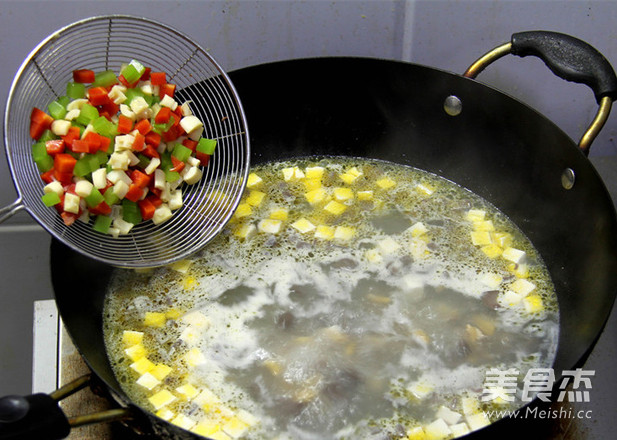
left=444, top=95, right=463, bottom=116
left=562, top=168, right=576, bottom=190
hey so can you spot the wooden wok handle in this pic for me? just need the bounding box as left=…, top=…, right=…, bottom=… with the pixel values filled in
left=464, top=31, right=617, bottom=155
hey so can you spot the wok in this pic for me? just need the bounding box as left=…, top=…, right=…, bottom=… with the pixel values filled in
left=2, top=31, right=617, bottom=439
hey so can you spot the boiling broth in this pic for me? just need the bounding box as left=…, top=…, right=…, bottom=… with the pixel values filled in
left=104, top=157, right=559, bottom=440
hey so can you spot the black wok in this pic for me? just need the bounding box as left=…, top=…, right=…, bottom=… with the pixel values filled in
left=3, top=31, right=617, bottom=440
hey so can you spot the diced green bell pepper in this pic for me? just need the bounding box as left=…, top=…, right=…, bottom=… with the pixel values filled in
left=93, top=215, right=113, bottom=234
left=122, top=199, right=142, bottom=224
left=121, top=60, right=146, bottom=84
left=103, top=187, right=120, bottom=206
left=76, top=103, right=99, bottom=126
left=38, top=129, right=57, bottom=144
left=159, top=152, right=172, bottom=171
left=48, top=100, right=67, bottom=120
left=85, top=187, right=104, bottom=208
left=66, top=82, right=86, bottom=99
left=31, top=142, right=53, bottom=172
left=92, top=70, right=118, bottom=88
left=165, top=170, right=181, bottom=183
left=92, top=116, right=117, bottom=138
left=94, top=150, right=109, bottom=167
left=57, top=96, right=71, bottom=108
left=73, top=154, right=99, bottom=178
left=171, top=144, right=192, bottom=162
left=196, top=138, right=217, bottom=155
left=41, top=192, right=61, bottom=207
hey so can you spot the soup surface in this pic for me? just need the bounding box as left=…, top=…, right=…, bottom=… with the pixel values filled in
left=104, top=157, right=559, bottom=440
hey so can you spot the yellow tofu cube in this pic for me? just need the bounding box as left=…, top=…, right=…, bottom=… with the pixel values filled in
left=171, top=414, right=197, bottom=430
left=192, top=420, right=221, bottom=436
left=184, top=348, right=206, bottom=367
left=282, top=166, right=304, bottom=181
left=407, top=426, right=427, bottom=440
left=523, top=294, right=544, bottom=313
left=149, top=389, right=177, bottom=410
left=269, top=207, right=289, bottom=221
left=509, top=262, right=529, bottom=278
left=305, top=188, right=327, bottom=205
left=315, top=225, right=335, bottom=240
left=493, top=231, right=513, bottom=248
left=470, top=230, right=493, bottom=246
left=498, top=290, right=525, bottom=307
left=233, top=203, right=253, bottom=219
left=182, top=276, right=197, bottom=291
left=305, top=166, right=325, bottom=180
left=333, top=226, right=355, bottom=241
left=257, top=219, right=282, bottom=234
left=236, top=409, right=259, bottom=426
left=450, top=423, right=471, bottom=437
left=510, top=278, right=536, bottom=296
left=233, top=223, right=256, bottom=240
left=480, top=244, right=503, bottom=259
left=150, top=364, right=173, bottom=381
left=407, top=380, right=434, bottom=400
left=324, top=200, right=347, bottom=215
left=170, top=259, right=192, bottom=273
left=246, top=173, right=263, bottom=188
left=480, top=273, right=503, bottom=289
left=194, top=387, right=221, bottom=407
left=377, top=237, right=401, bottom=254
left=144, top=312, right=166, bottom=328
left=461, top=396, right=481, bottom=416
left=376, top=177, right=396, bottom=189
left=303, top=178, right=322, bottom=191
left=210, top=431, right=232, bottom=440
left=409, top=222, right=429, bottom=238
left=130, top=357, right=155, bottom=375
left=357, top=190, right=374, bottom=201
left=246, top=190, right=266, bottom=207
left=473, top=220, right=495, bottom=232
left=409, top=238, right=430, bottom=259
left=466, top=209, right=486, bottom=222
left=165, top=308, right=182, bottom=319
left=424, top=419, right=451, bottom=440
left=136, top=372, right=160, bottom=390
left=415, top=183, right=434, bottom=196
left=155, top=408, right=175, bottom=421
left=333, top=187, right=354, bottom=201
left=291, top=218, right=316, bottom=234
left=502, top=247, right=526, bottom=264
left=436, top=406, right=462, bottom=425
left=176, top=383, right=200, bottom=400
left=339, top=167, right=363, bottom=185
left=222, top=416, right=249, bottom=438
left=365, top=248, right=383, bottom=263
left=466, top=412, right=491, bottom=430
left=124, top=344, right=147, bottom=361
left=122, top=330, right=144, bottom=347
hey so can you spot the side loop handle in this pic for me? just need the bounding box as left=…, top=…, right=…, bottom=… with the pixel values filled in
left=463, top=31, right=617, bottom=155
left=0, top=374, right=133, bottom=440
left=0, top=199, right=25, bottom=224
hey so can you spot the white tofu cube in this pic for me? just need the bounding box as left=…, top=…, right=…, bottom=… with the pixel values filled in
left=502, top=247, right=526, bottom=264
left=424, top=418, right=451, bottom=439
left=377, top=237, right=401, bottom=254
left=466, top=412, right=491, bottom=430
left=291, top=218, right=316, bottom=234
left=136, top=372, right=161, bottom=390
left=258, top=219, right=282, bottom=234
left=510, top=278, right=536, bottom=296
left=436, top=406, right=462, bottom=425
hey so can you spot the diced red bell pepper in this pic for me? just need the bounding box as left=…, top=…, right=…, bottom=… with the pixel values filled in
left=54, top=153, right=77, bottom=173
left=145, top=193, right=163, bottom=207
left=140, top=67, right=151, bottom=81
left=138, top=198, right=156, bottom=220
left=182, top=139, right=198, bottom=151
left=71, top=139, right=90, bottom=153
left=154, top=107, right=171, bottom=124
left=30, top=108, right=54, bottom=140
left=89, top=201, right=112, bottom=216
left=145, top=131, right=161, bottom=147
left=124, top=183, right=144, bottom=202
left=150, top=72, right=166, bottom=86
left=61, top=126, right=81, bottom=148
left=83, top=132, right=102, bottom=153
left=61, top=211, right=79, bottom=226
left=170, top=156, right=185, bottom=173
left=73, top=69, right=96, bottom=83
left=45, top=139, right=65, bottom=155
left=117, top=115, right=134, bottom=134
left=100, top=101, right=120, bottom=116
left=118, top=74, right=138, bottom=89
left=54, top=169, right=74, bottom=185
left=162, top=125, right=180, bottom=143
left=132, top=132, right=146, bottom=152
left=142, top=144, right=160, bottom=159
left=134, top=119, right=152, bottom=135
left=87, top=87, right=111, bottom=106
left=40, top=169, right=55, bottom=184
left=159, top=83, right=176, bottom=99
left=195, top=151, right=211, bottom=166
left=99, top=136, right=111, bottom=153
left=131, top=169, right=151, bottom=188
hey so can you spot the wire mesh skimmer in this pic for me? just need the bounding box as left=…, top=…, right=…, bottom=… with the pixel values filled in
left=0, top=15, right=250, bottom=268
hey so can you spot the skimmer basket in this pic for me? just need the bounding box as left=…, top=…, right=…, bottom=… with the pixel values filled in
left=1, top=15, right=250, bottom=268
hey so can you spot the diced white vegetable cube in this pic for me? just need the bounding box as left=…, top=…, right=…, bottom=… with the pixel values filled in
left=436, top=406, right=462, bottom=425
left=180, top=102, right=193, bottom=116
left=74, top=180, right=94, bottom=198
left=108, top=85, right=127, bottom=104
left=126, top=151, right=140, bottom=167
left=169, top=190, right=183, bottom=210
left=44, top=181, right=64, bottom=196
left=160, top=94, right=178, bottom=110
left=144, top=157, right=161, bottom=175
left=63, top=193, right=80, bottom=214
left=466, top=412, right=491, bottom=430
left=136, top=372, right=161, bottom=390
left=114, top=134, right=135, bottom=151
left=91, top=168, right=108, bottom=189
left=107, top=170, right=132, bottom=185
left=140, top=83, right=154, bottom=96
left=113, top=180, right=130, bottom=199
left=502, top=247, right=526, bottom=264
left=64, top=109, right=80, bottom=121
left=152, top=204, right=173, bottom=225
left=182, top=166, right=203, bottom=185
left=187, top=156, right=200, bottom=167
left=179, top=115, right=203, bottom=136
left=510, top=278, right=536, bottom=296
left=170, top=414, right=196, bottom=430
left=120, top=104, right=136, bottom=120
left=113, top=217, right=134, bottom=235
left=108, top=152, right=130, bottom=170
left=51, top=119, right=71, bottom=136
left=154, top=169, right=166, bottom=190
left=66, top=99, right=88, bottom=111
left=130, top=96, right=150, bottom=119
left=450, top=423, right=471, bottom=437
left=424, top=418, right=452, bottom=439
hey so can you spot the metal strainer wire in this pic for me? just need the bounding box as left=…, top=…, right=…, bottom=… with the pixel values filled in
left=1, top=15, right=250, bottom=268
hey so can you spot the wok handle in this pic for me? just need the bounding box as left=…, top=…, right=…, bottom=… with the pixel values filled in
left=0, top=374, right=133, bottom=440
left=464, top=31, right=617, bottom=154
